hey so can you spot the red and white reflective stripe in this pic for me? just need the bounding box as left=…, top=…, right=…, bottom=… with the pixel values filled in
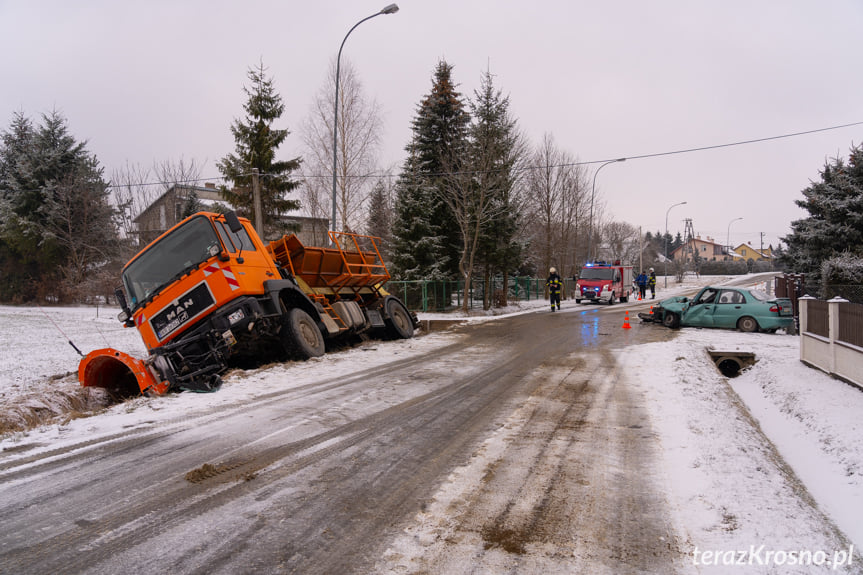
left=136, top=313, right=145, bottom=326
left=202, top=264, right=220, bottom=277
left=222, top=266, right=240, bottom=291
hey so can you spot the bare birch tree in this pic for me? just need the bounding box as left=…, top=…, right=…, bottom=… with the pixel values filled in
left=153, top=156, right=204, bottom=194
left=524, top=134, right=590, bottom=277
left=110, top=157, right=203, bottom=256
left=602, top=220, right=640, bottom=264
left=301, top=59, right=383, bottom=234
left=437, top=153, right=492, bottom=313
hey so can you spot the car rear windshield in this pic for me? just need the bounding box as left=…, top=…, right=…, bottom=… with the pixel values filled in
left=748, top=289, right=769, bottom=301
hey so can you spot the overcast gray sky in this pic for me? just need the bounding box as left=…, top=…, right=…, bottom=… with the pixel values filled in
left=2, top=0, right=862, bottom=249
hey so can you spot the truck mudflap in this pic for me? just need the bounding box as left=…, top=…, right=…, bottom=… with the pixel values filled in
left=78, top=348, right=169, bottom=397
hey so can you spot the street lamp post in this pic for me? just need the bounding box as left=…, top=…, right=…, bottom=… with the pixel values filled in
left=331, top=4, right=399, bottom=242
left=664, top=201, right=687, bottom=288
left=586, top=157, right=625, bottom=264
left=727, top=216, right=743, bottom=260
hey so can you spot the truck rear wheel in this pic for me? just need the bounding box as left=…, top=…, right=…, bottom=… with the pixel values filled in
left=283, top=308, right=325, bottom=359
left=386, top=298, right=415, bottom=339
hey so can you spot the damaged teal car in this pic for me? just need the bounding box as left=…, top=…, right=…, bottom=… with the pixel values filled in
left=638, top=286, right=794, bottom=332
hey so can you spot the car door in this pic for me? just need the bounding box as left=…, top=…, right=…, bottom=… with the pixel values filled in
left=681, top=288, right=719, bottom=327
left=712, top=288, right=746, bottom=328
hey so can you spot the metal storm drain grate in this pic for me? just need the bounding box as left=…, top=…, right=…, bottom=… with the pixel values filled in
left=706, top=349, right=757, bottom=378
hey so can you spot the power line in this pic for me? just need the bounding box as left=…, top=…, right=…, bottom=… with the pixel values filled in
left=3, top=120, right=861, bottom=193
left=602, top=120, right=863, bottom=164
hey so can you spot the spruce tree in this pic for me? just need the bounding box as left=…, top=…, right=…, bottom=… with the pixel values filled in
left=391, top=60, right=469, bottom=280
left=468, top=70, right=523, bottom=304
left=365, top=178, right=393, bottom=260
left=781, top=143, right=863, bottom=278
left=0, top=111, right=36, bottom=298
left=218, top=60, right=301, bottom=236
left=0, top=110, right=116, bottom=302
left=391, top=149, right=450, bottom=280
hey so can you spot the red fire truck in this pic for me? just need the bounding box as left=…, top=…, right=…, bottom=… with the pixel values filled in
left=574, top=261, right=633, bottom=305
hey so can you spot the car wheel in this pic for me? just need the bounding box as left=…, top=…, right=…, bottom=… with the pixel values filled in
left=282, top=308, right=325, bottom=359
left=662, top=311, right=681, bottom=329
left=737, top=316, right=759, bottom=333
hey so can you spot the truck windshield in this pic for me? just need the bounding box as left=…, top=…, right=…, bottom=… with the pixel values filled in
left=579, top=268, right=614, bottom=280
left=122, top=216, right=222, bottom=309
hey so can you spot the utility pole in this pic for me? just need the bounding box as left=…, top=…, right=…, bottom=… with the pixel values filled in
left=252, top=168, right=264, bottom=240
left=683, top=219, right=697, bottom=277
left=760, top=232, right=765, bottom=256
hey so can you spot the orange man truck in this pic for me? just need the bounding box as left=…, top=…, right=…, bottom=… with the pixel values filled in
left=79, top=211, right=417, bottom=396
left=574, top=261, right=633, bottom=305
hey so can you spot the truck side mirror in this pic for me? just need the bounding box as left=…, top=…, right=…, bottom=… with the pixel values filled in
left=225, top=211, right=243, bottom=233
left=114, top=287, right=135, bottom=327
left=223, top=211, right=245, bottom=263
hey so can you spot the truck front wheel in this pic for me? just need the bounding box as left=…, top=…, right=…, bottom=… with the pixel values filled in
left=283, top=308, right=325, bottom=359
left=386, top=298, right=415, bottom=339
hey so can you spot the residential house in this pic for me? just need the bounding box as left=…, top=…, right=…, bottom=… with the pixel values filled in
left=731, top=242, right=774, bottom=262
left=133, top=183, right=329, bottom=248
left=134, top=183, right=226, bottom=245
left=670, top=235, right=728, bottom=263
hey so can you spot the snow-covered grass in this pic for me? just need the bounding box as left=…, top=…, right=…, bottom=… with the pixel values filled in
left=1, top=272, right=861, bottom=570
left=621, top=328, right=862, bottom=569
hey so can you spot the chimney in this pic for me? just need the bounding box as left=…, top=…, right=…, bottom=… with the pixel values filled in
left=205, top=182, right=216, bottom=189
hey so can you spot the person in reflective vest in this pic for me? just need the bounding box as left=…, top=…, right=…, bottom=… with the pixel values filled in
left=648, top=267, right=657, bottom=299
left=546, top=267, right=562, bottom=311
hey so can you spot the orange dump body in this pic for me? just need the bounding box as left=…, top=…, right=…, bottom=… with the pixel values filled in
left=267, top=231, right=390, bottom=295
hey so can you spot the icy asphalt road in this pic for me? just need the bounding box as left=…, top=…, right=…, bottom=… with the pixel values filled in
left=0, top=293, right=855, bottom=574
left=0, top=303, right=686, bottom=574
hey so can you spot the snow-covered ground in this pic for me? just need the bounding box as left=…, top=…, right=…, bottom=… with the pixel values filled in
left=1, top=274, right=861, bottom=571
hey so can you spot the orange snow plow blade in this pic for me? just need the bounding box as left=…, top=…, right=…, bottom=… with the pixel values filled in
left=78, top=348, right=169, bottom=397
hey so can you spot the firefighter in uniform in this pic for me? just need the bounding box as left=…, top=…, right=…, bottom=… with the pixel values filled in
left=546, top=267, right=562, bottom=311
left=648, top=267, right=657, bottom=299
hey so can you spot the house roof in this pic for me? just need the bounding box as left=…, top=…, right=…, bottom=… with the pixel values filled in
left=670, top=236, right=726, bottom=257
left=733, top=243, right=774, bottom=259
left=133, top=183, right=225, bottom=223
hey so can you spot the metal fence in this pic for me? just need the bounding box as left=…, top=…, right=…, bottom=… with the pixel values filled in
left=806, top=299, right=829, bottom=338
left=823, top=284, right=863, bottom=304
left=838, top=301, right=863, bottom=348
left=386, top=277, right=575, bottom=312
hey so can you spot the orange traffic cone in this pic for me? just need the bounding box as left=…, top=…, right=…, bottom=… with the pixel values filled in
left=622, top=310, right=632, bottom=329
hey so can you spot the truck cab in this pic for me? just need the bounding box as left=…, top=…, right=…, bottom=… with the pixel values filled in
left=575, top=262, right=633, bottom=305
left=120, top=212, right=279, bottom=351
